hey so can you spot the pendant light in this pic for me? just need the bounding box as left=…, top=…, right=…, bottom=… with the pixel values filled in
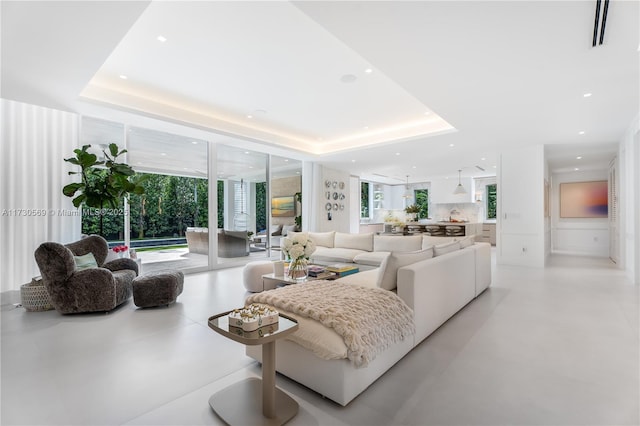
left=403, top=175, right=412, bottom=198
left=453, top=169, right=467, bottom=195
left=233, top=178, right=249, bottom=231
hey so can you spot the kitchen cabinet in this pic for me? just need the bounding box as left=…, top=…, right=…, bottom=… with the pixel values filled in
left=481, top=223, right=496, bottom=245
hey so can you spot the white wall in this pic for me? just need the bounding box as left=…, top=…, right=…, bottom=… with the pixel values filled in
left=497, top=145, right=546, bottom=267
left=313, top=166, right=351, bottom=233
left=619, top=113, right=639, bottom=285
left=550, top=170, right=609, bottom=257
left=1, top=99, right=81, bottom=294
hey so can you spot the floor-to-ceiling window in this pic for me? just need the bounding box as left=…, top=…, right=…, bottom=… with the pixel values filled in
left=127, top=126, right=209, bottom=272
left=81, top=116, right=305, bottom=271
left=216, top=145, right=269, bottom=264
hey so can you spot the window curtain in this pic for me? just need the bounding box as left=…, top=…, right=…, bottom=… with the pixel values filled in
left=0, top=99, right=81, bottom=293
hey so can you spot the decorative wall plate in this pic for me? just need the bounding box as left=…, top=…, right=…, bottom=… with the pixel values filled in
left=339, top=193, right=345, bottom=200
left=339, top=204, right=344, bottom=210
left=325, top=180, right=331, bottom=188
left=332, top=181, right=337, bottom=188
left=325, top=202, right=332, bottom=211
left=339, top=182, right=345, bottom=189
left=332, top=192, right=339, bottom=200
left=333, top=203, right=339, bottom=210
left=326, top=191, right=331, bottom=199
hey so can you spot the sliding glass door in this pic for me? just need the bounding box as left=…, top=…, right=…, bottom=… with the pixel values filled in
left=127, top=126, right=209, bottom=272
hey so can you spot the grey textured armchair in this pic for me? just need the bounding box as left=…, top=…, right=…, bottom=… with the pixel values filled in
left=34, top=235, right=138, bottom=314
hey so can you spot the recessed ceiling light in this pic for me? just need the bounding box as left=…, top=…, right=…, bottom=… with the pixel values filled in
left=395, top=152, right=400, bottom=156
left=340, top=74, right=357, bottom=83
left=579, top=131, right=585, bottom=135
left=364, top=68, right=373, bottom=74
left=363, top=126, right=369, bottom=130
left=284, top=159, right=289, bottom=162
left=583, top=93, right=592, bottom=98
left=249, top=166, right=253, bottom=169
left=351, top=159, right=356, bottom=163
left=412, top=165, right=417, bottom=169
left=449, top=144, right=455, bottom=147
left=191, top=141, right=198, bottom=145
left=481, top=157, right=486, bottom=161
left=576, top=156, right=582, bottom=159
left=424, top=111, right=431, bottom=116
left=160, top=152, right=167, bottom=156
left=119, top=75, right=128, bottom=80
left=493, top=165, right=497, bottom=169
left=574, top=168, right=580, bottom=171
left=296, top=171, right=301, bottom=174
left=157, top=35, right=167, bottom=42
left=244, top=151, right=250, bottom=154
left=246, top=115, right=253, bottom=119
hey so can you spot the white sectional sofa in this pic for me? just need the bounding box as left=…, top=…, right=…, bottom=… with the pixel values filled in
left=307, top=230, right=468, bottom=267
left=248, top=232, right=492, bottom=406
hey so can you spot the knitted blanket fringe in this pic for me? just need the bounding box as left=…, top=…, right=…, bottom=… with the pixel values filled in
left=247, top=281, right=415, bottom=367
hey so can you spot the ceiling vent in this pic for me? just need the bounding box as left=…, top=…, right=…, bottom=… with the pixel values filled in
left=592, top=0, right=610, bottom=47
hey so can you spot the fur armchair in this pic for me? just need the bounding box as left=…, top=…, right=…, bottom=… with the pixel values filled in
left=34, top=235, right=138, bottom=314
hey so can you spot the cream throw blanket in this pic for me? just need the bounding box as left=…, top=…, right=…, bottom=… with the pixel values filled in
left=246, top=280, right=415, bottom=367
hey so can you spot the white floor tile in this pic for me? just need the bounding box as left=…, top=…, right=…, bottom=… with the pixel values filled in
left=2, top=251, right=638, bottom=426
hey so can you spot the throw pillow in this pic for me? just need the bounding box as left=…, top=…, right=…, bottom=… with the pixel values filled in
left=308, top=231, right=335, bottom=248
left=74, top=252, right=98, bottom=271
left=377, top=248, right=434, bottom=291
left=434, top=241, right=461, bottom=256
left=271, top=224, right=283, bottom=236
left=458, top=235, right=474, bottom=249
left=282, top=224, right=297, bottom=236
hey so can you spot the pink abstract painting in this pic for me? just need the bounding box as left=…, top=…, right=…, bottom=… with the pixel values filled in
left=560, top=181, right=608, bottom=218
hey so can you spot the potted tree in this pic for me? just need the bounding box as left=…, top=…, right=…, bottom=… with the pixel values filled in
left=63, top=144, right=146, bottom=237
left=404, top=204, right=420, bottom=222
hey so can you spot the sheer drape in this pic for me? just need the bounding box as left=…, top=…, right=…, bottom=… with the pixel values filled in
left=1, top=99, right=81, bottom=293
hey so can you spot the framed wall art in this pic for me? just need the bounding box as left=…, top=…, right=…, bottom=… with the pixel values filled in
left=559, top=181, right=608, bottom=218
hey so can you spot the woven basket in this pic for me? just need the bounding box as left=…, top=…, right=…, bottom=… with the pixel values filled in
left=20, top=278, right=54, bottom=312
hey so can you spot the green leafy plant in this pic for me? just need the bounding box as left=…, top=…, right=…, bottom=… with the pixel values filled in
left=294, top=191, right=302, bottom=230
left=63, top=143, right=146, bottom=236
left=404, top=204, right=420, bottom=214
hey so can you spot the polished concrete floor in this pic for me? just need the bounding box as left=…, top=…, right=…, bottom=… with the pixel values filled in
left=1, top=251, right=638, bottom=425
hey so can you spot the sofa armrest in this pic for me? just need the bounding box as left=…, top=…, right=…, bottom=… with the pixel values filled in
left=52, top=268, right=116, bottom=313
left=103, top=258, right=139, bottom=276
left=397, top=249, right=476, bottom=345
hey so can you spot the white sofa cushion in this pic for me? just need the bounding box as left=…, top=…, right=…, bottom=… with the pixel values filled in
left=311, top=247, right=367, bottom=263
left=378, top=248, right=434, bottom=291
left=374, top=235, right=422, bottom=252
left=334, top=268, right=381, bottom=289
left=458, top=235, right=475, bottom=248
left=422, top=236, right=457, bottom=249
left=434, top=241, right=461, bottom=256
left=353, top=251, right=390, bottom=267
left=309, top=231, right=335, bottom=248
left=334, top=232, right=374, bottom=251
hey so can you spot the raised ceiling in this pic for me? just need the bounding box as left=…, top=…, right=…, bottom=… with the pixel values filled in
left=2, top=1, right=638, bottom=184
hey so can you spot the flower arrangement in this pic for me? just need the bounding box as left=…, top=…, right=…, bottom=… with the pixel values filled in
left=281, top=233, right=316, bottom=280
left=112, top=245, right=129, bottom=258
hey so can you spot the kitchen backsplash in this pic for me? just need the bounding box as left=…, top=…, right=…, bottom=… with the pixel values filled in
left=432, top=202, right=482, bottom=222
